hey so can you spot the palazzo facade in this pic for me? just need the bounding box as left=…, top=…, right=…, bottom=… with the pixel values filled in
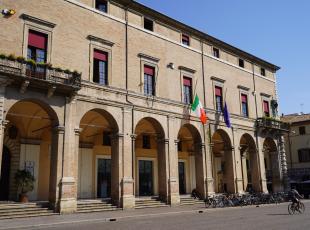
left=0, top=0, right=289, bottom=213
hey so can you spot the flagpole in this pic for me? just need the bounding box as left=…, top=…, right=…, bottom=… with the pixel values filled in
left=193, top=77, right=199, bottom=99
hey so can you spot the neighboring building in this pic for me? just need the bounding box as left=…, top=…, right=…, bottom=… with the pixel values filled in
left=282, top=114, right=310, bottom=183
left=0, top=0, right=289, bottom=214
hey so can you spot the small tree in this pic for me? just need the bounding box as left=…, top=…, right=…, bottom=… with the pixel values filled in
left=15, top=169, right=35, bottom=195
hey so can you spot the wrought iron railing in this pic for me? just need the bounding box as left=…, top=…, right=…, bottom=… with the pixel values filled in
left=0, top=58, right=81, bottom=90
left=256, top=117, right=289, bottom=132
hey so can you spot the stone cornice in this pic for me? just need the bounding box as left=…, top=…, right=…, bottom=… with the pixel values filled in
left=21, top=13, right=56, bottom=28
left=87, top=35, right=114, bottom=46
left=138, top=53, right=160, bottom=63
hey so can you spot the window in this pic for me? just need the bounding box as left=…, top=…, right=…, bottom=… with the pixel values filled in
left=213, top=47, right=220, bottom=58
left=182, top=34, right=190, bottom=46
left=96, top=0, right=108, bottom=13
left=298, top=149, right=310, bottom=162
left=261, top=68, right=266, bottom=76
left=93, top=49, right=108, bottom=85
left=263, top=100, right=270, bottom=117
left=239, top=59, right=244, bottom=68
left=27, top=30, right=48, bottom=78
left=241, top=94, right=249, bottom=117
left=142, top=135, right=151, bottom=149
left=102, top=132, right=111, bottom=146
left=144, top=18, right=154, bottom=31
left=215, top=86, right=223, bottom=112
left=183, top=77, right=192, bottom=104
left=144, top=65, right=155, bottom=96
left=299, top=126, right=306, bottom=135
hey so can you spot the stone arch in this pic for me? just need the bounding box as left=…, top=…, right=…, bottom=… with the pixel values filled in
left=1, top=135, right=20, bottom=200
left=211, top=129, right=235, bottom=193
left=263, top=137, right=280, bottom=192
left=177, top=123, right=205, bottom=198
left=239, top=133, right=260, bottom=192
left=3, top=99, right=60, bottom=202
left=77, top=108, right=120, bottom=204
left=134, top=117, right=166, bottom=200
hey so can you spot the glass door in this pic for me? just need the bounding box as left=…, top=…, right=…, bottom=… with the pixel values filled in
left=97, top=158, right=111, bottom=198
left=178, top=161, right=186, bottom=194
left=139, top=160, right=153, bottom=196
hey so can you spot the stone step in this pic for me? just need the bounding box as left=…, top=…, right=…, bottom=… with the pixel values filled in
left=0, top=212, right=57, bottom=220
left=77, top=205, right=116, bottom=210
left=77, top=203, right=113, bottom=207
left=0, top=207, right=51, bottom=214
left=77, top=208, right=120, bottom=213
left=135, top=204, right=168, bottom=209
left=135, top=200, right=162, bottom=204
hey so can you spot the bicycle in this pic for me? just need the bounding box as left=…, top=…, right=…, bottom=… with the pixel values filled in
left=288, top=200, right=305, bottom=215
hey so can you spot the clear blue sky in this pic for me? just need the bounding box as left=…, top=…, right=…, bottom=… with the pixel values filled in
left=137, top=0, right=310, bottom=115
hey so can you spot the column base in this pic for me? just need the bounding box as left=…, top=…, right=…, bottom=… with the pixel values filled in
left=205, top=178, right=215, bottom=196
left=58, top=177, right=77, bottom=214
left=121, top=177, right=135, bottom=209
left=121, top=195, right=135, bottom=209
left=168, top=193, right=180, bottom=206
left=59, top=198, right=77, bottom=214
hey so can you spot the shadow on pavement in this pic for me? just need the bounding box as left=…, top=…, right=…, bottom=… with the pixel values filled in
left=266, top=214, right=290, bottom=216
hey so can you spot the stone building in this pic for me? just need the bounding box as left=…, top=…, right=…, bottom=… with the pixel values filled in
left=0, top=0, right=289, bottom=213
left=282, top=114, right=310, bottom=183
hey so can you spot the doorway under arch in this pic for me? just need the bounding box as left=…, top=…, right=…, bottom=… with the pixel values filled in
left=211, top=129, right=235, bottom=193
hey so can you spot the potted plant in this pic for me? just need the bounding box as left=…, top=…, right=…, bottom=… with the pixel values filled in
left=14, top=169, right=35, bottom=203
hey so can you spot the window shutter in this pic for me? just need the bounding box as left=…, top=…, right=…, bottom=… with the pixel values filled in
left=263, top=101, right=269, bottom=112
left=182, top=34, right=189, bottom=42
left=28, top=30, right=47, bottom=49
left=215, top=86, right=222, bottom=96
left=183, top=77, right=191, bottom=86
left=241, top=94, right=247, bottom=103
left=94, top=49, right=107, bottom=61
left=144, top=65, right=154, bottom=76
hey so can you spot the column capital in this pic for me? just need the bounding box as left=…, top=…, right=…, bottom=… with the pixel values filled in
left=130, top=134, right=137, bottom=140
left=54, top=126, right=65, bottom=134
left=174, top=139, right=180, bottom=144
left=157, top=138, right=169, bottom=144
left=74, top=128, right=82, bottom=136
left=1, top=120, right=9, bottom=127
left=110, top=133, right=124, bottom=140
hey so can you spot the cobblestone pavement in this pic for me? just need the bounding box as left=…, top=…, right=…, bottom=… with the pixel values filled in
left=1, top=201, right=309, bottom=230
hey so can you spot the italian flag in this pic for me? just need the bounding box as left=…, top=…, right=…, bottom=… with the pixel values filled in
left=191, top=95, right=207, bottom=124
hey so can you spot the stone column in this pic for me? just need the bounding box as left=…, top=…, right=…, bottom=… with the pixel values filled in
left=195, top=142, right=207, bottom=199
left=269, top=151, right=283, bottom=192
left=49, top=126, right=65, bottom=211
left=259, top=147, right=268, bottom=193
left=279, top=135, right=290, bottom=191
left=205, top=143, right=215, bottom=195
left=110, top=133, right=124, bottom=207
left=73, top=128, right=82, bottom=199
left=0, top=77, right=11, bottom=179
left=166, top=138, right=179, bottom=206
left=157, top=138, right=169, bottom=203
left=0, top=120, right=8, bottom=179
left=240, top=152, right=248, bottom=192
left=120, top=106, right=135, bottom=209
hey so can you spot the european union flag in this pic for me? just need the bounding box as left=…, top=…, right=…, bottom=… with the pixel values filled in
left=223, top=102, right=231, bottom=128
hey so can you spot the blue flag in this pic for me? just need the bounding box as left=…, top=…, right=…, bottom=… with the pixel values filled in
left=223, top=102, right=231, bottom=128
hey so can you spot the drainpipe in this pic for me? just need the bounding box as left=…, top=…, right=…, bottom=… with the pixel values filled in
left=251, top=62, right=263, bottom=192
left=124, top=3, right=135, bottom=196
left=200, top=40, right=208, bottom=196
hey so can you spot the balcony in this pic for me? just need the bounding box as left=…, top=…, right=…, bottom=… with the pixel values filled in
left=256, top=117, right=290, bottom=133
left=0, top=57, right=81, bottom=96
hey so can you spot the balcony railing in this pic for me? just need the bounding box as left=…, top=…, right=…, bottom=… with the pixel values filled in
left=256, top=117, right=290, bottom=132
left=0, top=58, right=81, bottom=93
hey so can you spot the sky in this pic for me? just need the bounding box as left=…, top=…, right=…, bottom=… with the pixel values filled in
left=137, top=0, right=310, bottom=115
